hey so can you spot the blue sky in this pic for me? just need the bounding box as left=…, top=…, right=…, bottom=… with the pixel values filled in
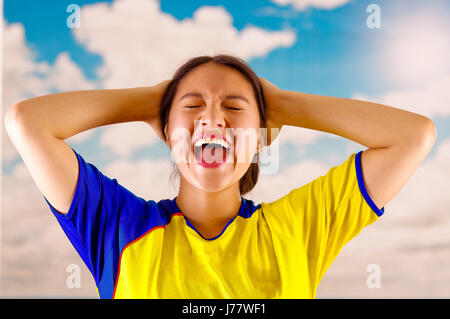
left=3, top=0, right=450, bottom=171
left=6, top=0, right=449, bottom=95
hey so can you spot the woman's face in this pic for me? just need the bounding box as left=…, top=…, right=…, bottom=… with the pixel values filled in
left=164, top=62, right=261, bottom=192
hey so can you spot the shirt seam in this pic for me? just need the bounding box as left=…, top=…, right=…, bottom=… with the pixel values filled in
left=261, top=205, right=315, bottom=260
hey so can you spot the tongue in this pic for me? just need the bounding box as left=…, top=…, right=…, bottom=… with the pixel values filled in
left=201, top=145, right=226, bottom=163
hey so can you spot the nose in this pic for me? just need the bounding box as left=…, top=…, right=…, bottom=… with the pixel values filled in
left=198, top=105, right=225, bottom=128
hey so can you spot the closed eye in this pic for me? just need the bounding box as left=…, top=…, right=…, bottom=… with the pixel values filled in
left=185, top=105, right=241, bottom=110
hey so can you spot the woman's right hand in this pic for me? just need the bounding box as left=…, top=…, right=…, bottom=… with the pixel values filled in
left=259, top=77, right=283, bottom=146
left=143, top=79, right=171, bottom=141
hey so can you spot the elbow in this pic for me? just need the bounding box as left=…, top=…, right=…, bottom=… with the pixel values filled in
left=411, top=116, right=436, bottom=153
left=4, top=103, right=31, bottom=138
left=421, top=117, right=436, bottom=150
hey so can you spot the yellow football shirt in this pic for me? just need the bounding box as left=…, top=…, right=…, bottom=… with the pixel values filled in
left=45, top=149, right=384, bottom=298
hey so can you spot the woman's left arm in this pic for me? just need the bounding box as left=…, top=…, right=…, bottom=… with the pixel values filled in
left=260, top=77, right=436, bottom=210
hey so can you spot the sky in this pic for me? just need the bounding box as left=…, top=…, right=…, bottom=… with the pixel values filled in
left=2, top=0, right=450, bottom=297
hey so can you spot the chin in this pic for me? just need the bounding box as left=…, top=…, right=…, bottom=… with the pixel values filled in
left=191, top=168, right=233, bottom=191
left=177, top=163, right=237, bottom=192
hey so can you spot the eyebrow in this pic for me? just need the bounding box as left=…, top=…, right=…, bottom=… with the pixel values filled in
left=179, top=92, right=249, bottom=104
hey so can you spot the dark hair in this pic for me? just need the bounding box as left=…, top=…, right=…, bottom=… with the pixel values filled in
left=159, top=54, right=266, bottom=196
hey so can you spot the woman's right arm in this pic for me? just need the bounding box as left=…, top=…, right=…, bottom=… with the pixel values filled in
left=4, top=80, right=170, bottom=214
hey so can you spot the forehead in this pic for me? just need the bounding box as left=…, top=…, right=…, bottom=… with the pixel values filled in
left=174, top=63, right=255, bottom=102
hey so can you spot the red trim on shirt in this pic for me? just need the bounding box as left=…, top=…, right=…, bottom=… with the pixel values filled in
left=112, top=212, right=183, bottom=299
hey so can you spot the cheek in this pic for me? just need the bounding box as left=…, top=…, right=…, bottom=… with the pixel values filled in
left=233, top=128, right=260, bottom=163
left=167, top=113, right=194, bottom=141
left=169, top=111, right=193, bottom=130
left=167, top=116, right=195, bottom=162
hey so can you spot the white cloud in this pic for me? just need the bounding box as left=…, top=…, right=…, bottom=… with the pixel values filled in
left=2, top=21, right=49, bottom=109
left=353, top=73, right=450, bottom=118
left=257, top=124, right=324, bottom=166
left=383, top=12, right=450, bottom=87
left=2, top=21, right=95, bottom=111
left=66, top=129, right=95, bottom=144
left=104, top=156, right=176, bottom=200
left=2, top=21, right=96, bottom=162
left=45, top=52, right=97, bottom=92
left=99, top=122, right=158, bottom=157
left=72, top=0, right=296, bottom=89
left=271, top=0, right=352, bottom=11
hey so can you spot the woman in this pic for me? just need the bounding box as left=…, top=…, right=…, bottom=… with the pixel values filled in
left=4, top=54, right=436, bottom=299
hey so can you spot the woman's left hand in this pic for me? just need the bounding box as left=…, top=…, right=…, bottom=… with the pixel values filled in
left=259, top=77, right=284, bottom=146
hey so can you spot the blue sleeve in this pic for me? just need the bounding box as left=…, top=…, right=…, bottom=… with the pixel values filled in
left=43, top=148, right=150, bottom=297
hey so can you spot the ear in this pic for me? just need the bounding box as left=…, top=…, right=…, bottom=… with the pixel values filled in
left=163, top=125, right=170, bottom=147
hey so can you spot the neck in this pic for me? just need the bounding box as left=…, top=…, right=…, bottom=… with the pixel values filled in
left=176, top=176, right=242, bottom=237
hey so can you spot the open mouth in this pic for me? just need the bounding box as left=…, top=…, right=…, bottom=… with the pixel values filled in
left=193, top=137, right=231, bottom=168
